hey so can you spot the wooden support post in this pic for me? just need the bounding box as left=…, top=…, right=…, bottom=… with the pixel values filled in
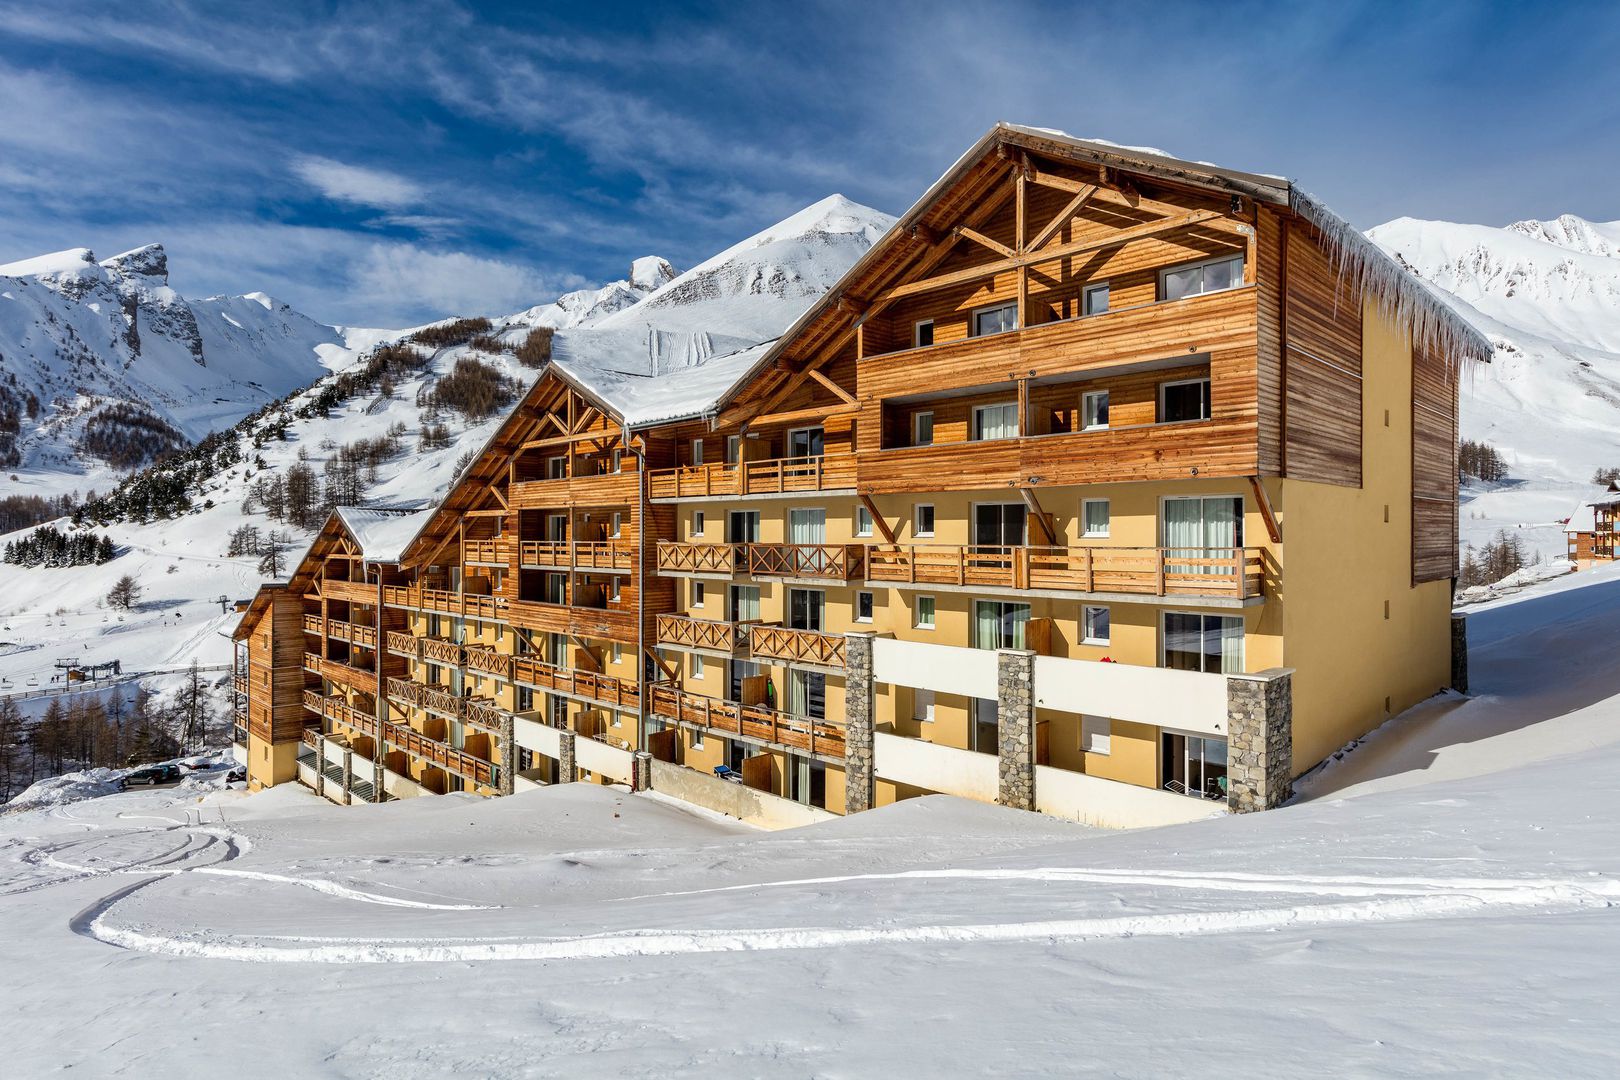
left=1248, top=475, right=1282, bottom=543
left=858, top=494, right=897, bottom=545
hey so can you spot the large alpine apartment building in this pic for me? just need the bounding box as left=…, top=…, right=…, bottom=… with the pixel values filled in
left=232, top=125, right=1486, bottom=829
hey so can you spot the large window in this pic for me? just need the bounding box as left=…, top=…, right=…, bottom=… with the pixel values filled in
left=728, top=585, right=761, bottom=623
left=1162, top=612, right=1243, bottom=674
left=971, top=302, right=1018, bottom=337
left=788, top=588, right=825, bottom=632
left=787, top=427, right=824, bottom=458
left=973, top=600, right=1031, bottom=650
left=1159, top=378, right=1211, bottom=422
left=1162, top=496, right=1242, bottom=572
left=972, top=402, right=1019, bottom=441
left=1163, top=732, right=1228, bottom=800
left=788, top=507, right=826, bottom=546
left=1161, top=254, right=1245, bottom=301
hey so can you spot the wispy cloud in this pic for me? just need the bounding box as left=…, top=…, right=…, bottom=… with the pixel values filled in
left=291, top=156, right=426, bottom=209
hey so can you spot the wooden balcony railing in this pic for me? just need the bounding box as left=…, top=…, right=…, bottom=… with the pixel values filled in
left=232, top=674, right=248, bottom=696
left=325, top=619, right=377, bottom=649
left=510, top=656, right=640, bottom=710
left=305, top=653, right=378, bottom=694
left=649, top=684, right=846, bottom=760
left=864, top=545, right=1264, bottom=598
left=655, top=613, right=743, bottom=653
left=656, top=542, right=865, bottom=580
left=386, top=677, right=505, bottom=734
left=319, top=578, right=375, bottom=605
left=464, top=538, right=510, bottom=565
left=308, top=689, right=496, bottom=787
left=303, top=614, right=323, bottom=635
left=647, top=453, right=857, bottom=500
left=385, top=630, right=418, bottom=657
left=381, top=585, right=507, bottom=621
left=748, top=625, right=847, bottom=668
left=464, top=646, right=513, bottom=679
left=421, top=637, right=464, bottom=665
left=304, top=691, right=373, bottom=733
left=518, top=540, right=636, bottom=571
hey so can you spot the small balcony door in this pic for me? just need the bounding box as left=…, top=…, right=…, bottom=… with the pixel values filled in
left=788, top=588, right=825, bottom=632
left=789, top=669, right=825, bottom=721
left=546, top=513, right=568, bottom=542
left=973, top=503, right=1027, bottom=568
left=1162, top=496, right=1242, bottom=574
left=1162, top=731, right=1229, bottom=799
left=786, top=427, right=825, bottom=459
left=727, top=510, right=760, bottom=544
left=728, top=585, right=761, bottom=623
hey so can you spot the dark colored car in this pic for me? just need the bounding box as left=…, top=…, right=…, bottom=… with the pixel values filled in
left=120, top=764, right=181, bottom=789
left=226, top=766, right=246, bottom=784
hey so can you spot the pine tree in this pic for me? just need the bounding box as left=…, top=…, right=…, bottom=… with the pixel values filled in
left=107, top=574, right=142, bottom=611
left=173, top=660, right=209, bottom=751
left=0, top=698, right=24, bottom=802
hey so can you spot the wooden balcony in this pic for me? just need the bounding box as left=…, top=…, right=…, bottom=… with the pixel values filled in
left=655, top=614, right=743, bottom=653
left=386, top=677, right=505, bottom=734
left=322, top=619, right=377, bottom=649
left=385, top=630, right=418, bottom=657
left=231, top=674, right=248, bottom=696
left=504, top=599, right=638, bottom=642
left=463, top=538, right=510, bottom=565
left=304, top=691, right=373, bottom=733
left=511, top=656, right=641, bottom=710
left=510, top=471, right=637, bottom=509
left=421, top=637, right=464, bottom=665
left=647, top=453, right=857, bottom=501
left=657, top=542, right=866, bottom=581
left=464, top=645, right=513, bottom=679
left=319, top=578, right=375, bottom=605
left=863, top=545, right=1264, bottom=598
left=382, top=585, right=508, bottom=621
left=308, top=691, right=494, bottom=787
left=305, top=653, right=379, bottom=695
left=748, top=625, right=847, bottom=668
left=519, top=540, right=636, bottom=571
left=649, top=684, right=846, bottom=760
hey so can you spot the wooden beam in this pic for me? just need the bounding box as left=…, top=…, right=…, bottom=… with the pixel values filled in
left=1017, top=487, right=1059, bottom=546
left=749, top=403, right=861, bottom=428
left=1248, top=476, right=1282, bottom=543
left=1016, top=377, right=1030, bottom=437
left=1028, top=184, right=1098, bottom=252
left=858, top=494, right=898, bottom=545
left=418, top=527, right=458, bottom=571
left=1029, top=168, right=1092, bottom=195
left=646, top=645, right=678, bottom=683
left=806, top=368, right=859, bottom=408
left=572, top=405, right=600, bottom=434
left=486, top=483, right=509, bottom=510
left=956, top=226, right=1015, bottom=259
left=520, top=428, right=617, bottom=451
left=877, top=209, right=1227, bottom=305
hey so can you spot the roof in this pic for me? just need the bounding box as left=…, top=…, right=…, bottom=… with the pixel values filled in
left=230, top=582, right=287, bottom=641
left=553, top=341, right=774, bottom=429
left=714, top=122, right=1493, bottom=416
left=1566, top=502, right=1598, bottom=534
left=335, top=507, right=435, bottom=563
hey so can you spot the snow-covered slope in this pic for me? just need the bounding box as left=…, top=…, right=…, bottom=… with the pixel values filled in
left=1369, top=213, right=1620, bottom=557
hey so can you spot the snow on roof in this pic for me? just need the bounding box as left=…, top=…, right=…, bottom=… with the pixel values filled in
left=553, top=342, right=774, bottom=428
left=336, top=507, right=435, bottom=563
left=1566, top=502, right=1598, bottom=534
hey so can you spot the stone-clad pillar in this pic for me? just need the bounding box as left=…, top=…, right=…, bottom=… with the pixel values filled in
left=632, top=751, right=653, bottom=793
left=843, top=632, right=877, bottom=814
left=996, top=649, right=1037, bottom=812
left=498, top=712, right=516, bottom=796
left=313, top=733, right=326, bottom=799
left=1226, top=668, right=1293, bottom=813
left=341, top=744, right=354, bottom=805
left=557, top=730, right=577, bottom=784
left=1450, top=614, right=1469, bottom=695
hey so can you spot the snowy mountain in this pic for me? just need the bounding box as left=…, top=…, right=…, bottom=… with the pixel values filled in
left=1368, top=213, right=1620, bottom=558
left=0, top=196, right=893, bottom=700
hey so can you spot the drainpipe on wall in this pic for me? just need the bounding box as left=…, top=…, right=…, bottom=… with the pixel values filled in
left=633, top=426, right=649, bottom=758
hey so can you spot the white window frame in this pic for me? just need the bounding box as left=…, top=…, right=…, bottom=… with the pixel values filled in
left=1082, top=498, right=1110, bottom=538
left=914, top=504, right=935, bottom=538
left=611, top=642, right=622, bottom=664
left=692, top=581, right=705, bottom=609
left=1158, top=377, right=1212, bottom=423
left=1082, top=715, right=1112, bottom=755
left=693, top=511, right=705, bottom=537
left=854, top=505, right=873, bottom=538
left=914, top=595, right=936, bottom=630
left=912, top=410, right=934, bottom=447
left=914, top=319, right=935, bottom=348
left=1083, top=281, right=1110, bottom=316
left=1159, top=253, right=1246, bottom=301
left=691, top=726, right=704, bottom=750
left=971, top=402, right=1020, bottom=442
left=726, top=434, right=740, bottom=464
left=855, top=590, right=874, bottom=624
left=607, top=577, right=622, bottom=602
left=913, top=687, right=935, bottom=723
left=970, top=300, right=1019, bottom=338
left=611, top=449, right=622, bottom=473
left=692, top=653, right=706, bottom=680
left=690, top=438, right=704, bottom=466
left=1082, top=605, right=1111, bottom=645
left=546, top=455, right=567, bottom=480
left=1081, top=389, right=1110, bottom=431
left=1159, top=610, right=1246, bottom=674
left=610, top=511, right=622, bottom=538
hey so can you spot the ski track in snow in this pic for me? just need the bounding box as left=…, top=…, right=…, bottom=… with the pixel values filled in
left=25, top=813, right=1614, bottom=966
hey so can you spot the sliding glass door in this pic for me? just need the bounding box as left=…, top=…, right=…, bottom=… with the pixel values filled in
left=1162, top=732, right=1229, bottom=799
left=1162, top=612, right=1243, bottom=673
left=1163, top=496, right=1242, bottom=575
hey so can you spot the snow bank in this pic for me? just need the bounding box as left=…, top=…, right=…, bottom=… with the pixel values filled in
left=5, top=767, right=124, bottom=810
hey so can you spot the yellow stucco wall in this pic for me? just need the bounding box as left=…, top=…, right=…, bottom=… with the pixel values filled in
left=247, top=734, right=299, bottom=790
left=1277, top=302, right=1453, bottom=772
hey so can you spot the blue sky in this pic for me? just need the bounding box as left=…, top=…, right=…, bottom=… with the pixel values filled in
left=2, top=0, right=1616, bottom=327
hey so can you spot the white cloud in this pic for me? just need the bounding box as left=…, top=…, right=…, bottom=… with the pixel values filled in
left=291, top=156, right=425, bottom=209
left=346, top=242, right=579, bottom=322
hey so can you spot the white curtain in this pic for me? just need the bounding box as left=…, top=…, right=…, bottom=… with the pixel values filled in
left=789, top=508, right=826, bottom=545
left=1217, top=616, right=1244, bottom=673
left=732, top=586, right=760, bottom=622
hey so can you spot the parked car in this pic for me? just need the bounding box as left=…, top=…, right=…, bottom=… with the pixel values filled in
left=120, top=764, right=181, bottom=789
left=226, top=766, right=246, bottom=784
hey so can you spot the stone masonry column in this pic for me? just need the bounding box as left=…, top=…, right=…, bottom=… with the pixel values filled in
left=498, top=712, right=515, bottom=796
left=341, top=744, right=354, bottom=806
left=842, top=632, right=877, bottom=814
left=557, top=730, right=577, bottom=783
left=1226, top=668, right=1293, bottom=813
left=632, top=750, right=653, bottom=793
left=1451, top=613, right=1469, bottom=695
left=996, top=649, right=1037, bottom=812
left=313, top=733, right=326, bottom=799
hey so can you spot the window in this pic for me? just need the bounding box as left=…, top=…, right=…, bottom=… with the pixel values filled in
left=691, top=727, right=704, bottom=750
left=693, top=511, right=705, bottom=537
left=692, top=654, right=706, bottom=680
left=971, top=302, right=1018, bottom=337
left=913, top=688, right=935, bottom=723
left=607, top=577, right=622, bottom=602
left=692, top=581, right=705, bottom=608
left=690, top=438, right=704, bottom=466
left=914, top=504, right=935, bottom=538
left=546, top=455, right=567, bottom=479
left=914, top=319, right=935, bottom=348
left=972, top=402, right=1019, bottom=441
left=1083, top=282, right=1110, bottom=316
left=611, top=642, right=623, bottom=664
left=1082, top=716, right=1112, bottom=755
left=611, top=449, right=622, bottom=473
left=915, top=595, right=936, bottom=629
left=1083, top=605, right=1110, bottom=645
left=1162, top=496, right=1243, bottom=570
left=912, top=411, right=934, bottom=447
left=787, top=427, right=824, bottom=458
left=1159, top=378, right=1211, bottom=423
left=1082, top=499, right=1110, bottom=538
left=1081, top=389, right=1109, bottom=430
left=973, top=600, right=1030, bottom=650
left=1161, top=254, right=1245, bottom=302
left=855, top=591, right=874, bottom=623
left=728, top=585, right=761, bottom=622
left=1162, top=612, right=1244, bottom=674
left=726, top=435, right=740, bottom=464
left=788, top=588, right=825, bottom=632
left=854, top=505, right=873, bottom=537
left=610, top=512, right=622, bottom=538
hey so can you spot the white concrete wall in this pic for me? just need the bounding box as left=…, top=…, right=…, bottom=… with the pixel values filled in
left=382, top=767, right=426, bottom=800
left=232, top=744, right=248, bottom=767
left=514, top=717, right=562, bottom=758
left=1034, top=764, right=1225, bottom=828
left=574, top=734, right=634, bottom=784
left=1033, top=654, right=1228, bottom=737
left=872, top=638, right=998, bottom=698
left=297, top=761, right=317, bottom=790
left=874, top=731, right=999, bottom=803
left=649, top=760, right=835, bottom=830
left=322, top=739, right=346, bottom=769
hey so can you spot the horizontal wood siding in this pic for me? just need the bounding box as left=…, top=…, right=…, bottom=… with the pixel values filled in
left=1284, top=229, right=1362, bottom=486
left=1412, top=338, right=1459, bottom=583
